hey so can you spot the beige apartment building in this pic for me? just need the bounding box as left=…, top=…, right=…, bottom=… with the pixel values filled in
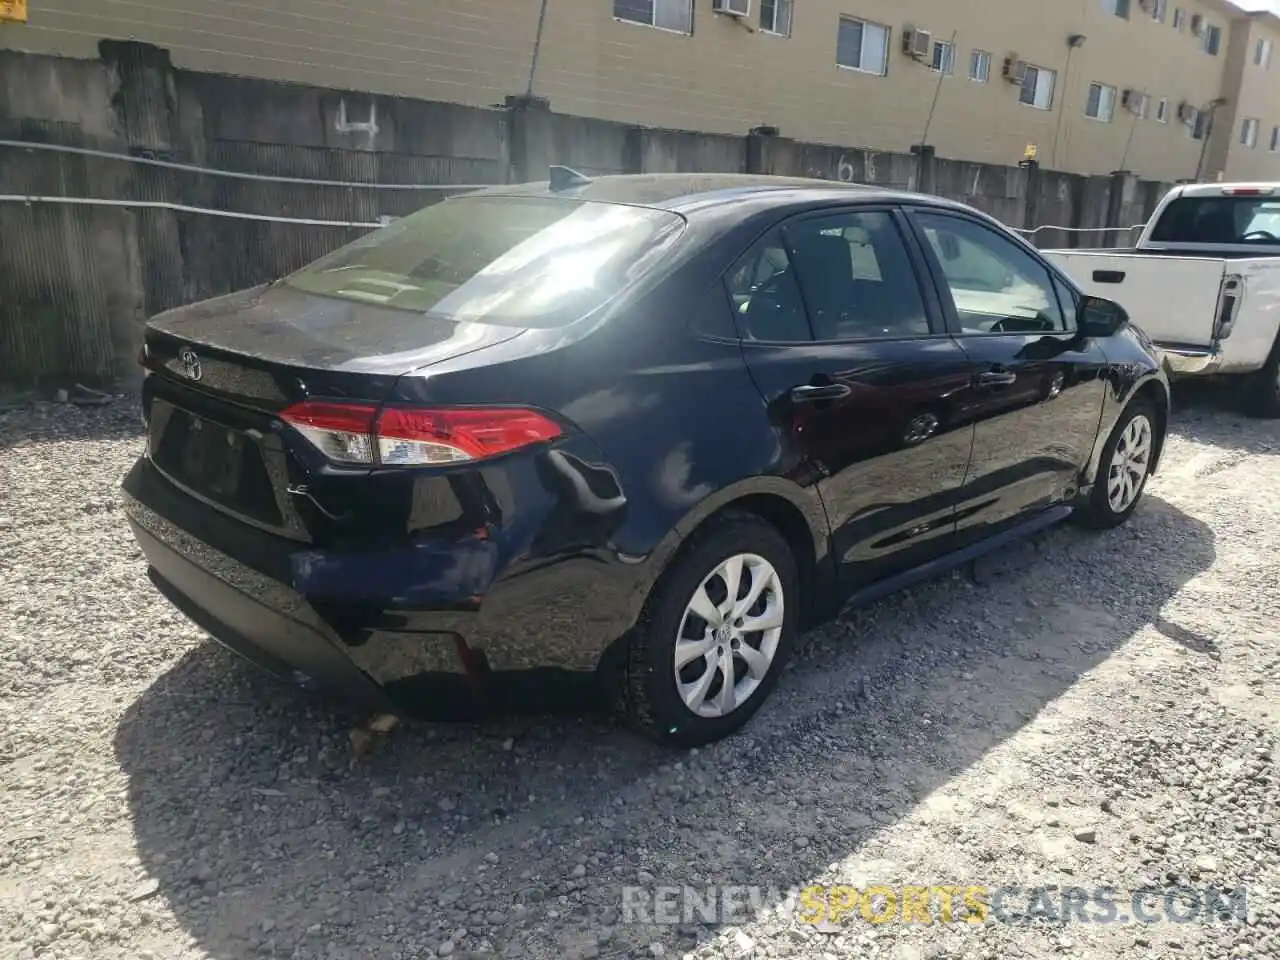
left=3, top=0, right=1280, bottom=183
left=1204, top=8, right=1280, bottom=180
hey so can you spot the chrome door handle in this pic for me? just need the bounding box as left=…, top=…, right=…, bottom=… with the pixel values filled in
left=975, top=370, right=1017, bottom=387
left=790, top=383, right=851, bottom=402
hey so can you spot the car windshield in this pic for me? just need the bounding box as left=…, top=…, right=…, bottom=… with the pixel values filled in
left=283, top=194, right=686, bottom=327
left=1148, top=195, right=1280, bottom=244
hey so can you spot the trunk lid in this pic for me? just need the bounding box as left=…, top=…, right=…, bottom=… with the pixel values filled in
left=145, top=282, right=525, bottom=392
left=140, top=284, right=526, bottom=546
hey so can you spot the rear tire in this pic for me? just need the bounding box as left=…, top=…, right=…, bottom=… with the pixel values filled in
left=1242, top=333, right=1280, bottom=418
left=626, top=511, right=799, bottom=749
left=1075, top=396, right=1159, bottom=530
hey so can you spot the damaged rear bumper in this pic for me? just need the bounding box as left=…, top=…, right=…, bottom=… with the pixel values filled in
left=120, top=454, right=631, bottom=718
left=121, top=459, right=531, bottom=716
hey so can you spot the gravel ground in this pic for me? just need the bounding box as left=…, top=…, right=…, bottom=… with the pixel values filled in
left=1, top=388, right=1278, bottom=960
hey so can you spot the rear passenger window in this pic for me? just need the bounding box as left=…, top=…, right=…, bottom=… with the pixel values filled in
left=725, top=233, right=812, bottom=342
left=782, top=212, right=930, bottom=341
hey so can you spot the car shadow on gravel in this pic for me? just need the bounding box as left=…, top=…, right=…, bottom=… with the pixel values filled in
left=113, top=493, right=1216, bottom=960
left=1170, top=381, right=1280, bottom=455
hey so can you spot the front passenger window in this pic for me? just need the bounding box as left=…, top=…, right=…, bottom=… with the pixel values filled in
left=914, top=211, right=1066, bottom=335
left=1051, top=274, right=1078, bottom=332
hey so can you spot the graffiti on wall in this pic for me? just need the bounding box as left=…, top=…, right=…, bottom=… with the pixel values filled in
left=803, top=154, right=862, bottom=183
left=334, top=97, right=379, bottom=149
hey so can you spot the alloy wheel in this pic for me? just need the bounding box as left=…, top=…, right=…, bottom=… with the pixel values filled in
left=673, top=553, right=784, bottom=718
left=1107, top=413, right=1153, bottom=514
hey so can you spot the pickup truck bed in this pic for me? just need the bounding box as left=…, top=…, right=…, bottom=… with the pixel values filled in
left=1042, top=249, right=1280, bottom=377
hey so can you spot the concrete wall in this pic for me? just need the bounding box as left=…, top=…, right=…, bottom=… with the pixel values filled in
left=0, top=43, right=1172, bottom=387
left=0, top=0, right=1249, bottom=182
left=0, top=0, right=542, bottom=110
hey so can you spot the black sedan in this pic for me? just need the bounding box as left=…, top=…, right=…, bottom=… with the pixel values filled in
left=122, top=171, right=1170, bottom=747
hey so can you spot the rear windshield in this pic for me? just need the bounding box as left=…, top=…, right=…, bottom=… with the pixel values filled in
left=284, top=194, right=686, bottom=327
left=1148, top=195, right=1280, bottom=245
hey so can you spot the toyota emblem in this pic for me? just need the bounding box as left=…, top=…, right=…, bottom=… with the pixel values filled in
left=178, top=347, right=202, bottom=381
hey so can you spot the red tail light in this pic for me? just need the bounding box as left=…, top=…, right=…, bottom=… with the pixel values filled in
left=279, top=401, right=562, bottom=466
left=375, top=407, right=562, bottom=465
left=280, top=401, right=378, bottom=465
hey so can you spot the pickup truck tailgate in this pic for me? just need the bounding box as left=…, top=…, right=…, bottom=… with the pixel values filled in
left=1043, top=250, right=1227, bottom=348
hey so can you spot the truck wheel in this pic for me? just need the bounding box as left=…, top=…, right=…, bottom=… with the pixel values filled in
left=1242, top=334, right=1280, bottom=418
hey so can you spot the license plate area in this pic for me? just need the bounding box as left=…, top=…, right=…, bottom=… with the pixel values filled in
left=150, top=400, right=283, bottom=526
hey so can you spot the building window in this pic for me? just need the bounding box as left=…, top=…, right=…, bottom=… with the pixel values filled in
left=1256, top=37, right=1273, bottom=68
left=613, top=0, right=692, bottom=34
left=1086, top=83, right=1117, bottom=121
left=1204, top=24, right=1222, bottom=55
left=1151, top=0, right=1167, bottom=22
left=1103, top=0, right=1130, bottom=19
left=759, top=0, right=792, bottom=37
left=1190, top=108, right=1207, bottom=140
left=931, top=40, right=955, bottom=74
left=1018, top=65, right=1056, bottom=110
left=969, top=50, right=991, bottom=82
left=1242, top=117, right=1260, bottom=148
left=836, top=17, right=890, bottom=75
left=1173, top=7, right=1185, bottom=30
left=1156, top=97, right=1169, bottom=123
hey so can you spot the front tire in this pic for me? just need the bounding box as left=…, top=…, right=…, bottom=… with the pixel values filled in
left=1075, top=397, right=1159, bottom=530
left=626, top=512, right=799, bottom=748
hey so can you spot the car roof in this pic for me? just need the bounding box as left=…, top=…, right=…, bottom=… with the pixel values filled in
left=460, top=172, right=969, bottom=217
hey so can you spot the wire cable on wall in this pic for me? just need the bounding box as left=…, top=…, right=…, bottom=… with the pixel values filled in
left=0, top=139, right=494, bottom=191
left=0, top=194, right=384, bottom=228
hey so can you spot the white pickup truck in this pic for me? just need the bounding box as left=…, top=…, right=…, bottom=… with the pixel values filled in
left=1043, top=182, right=1280, bottom=417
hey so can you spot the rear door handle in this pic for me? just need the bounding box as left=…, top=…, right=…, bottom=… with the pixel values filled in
left=790, top=383, right=851, bottom=403
left=1093, top=269, right=1126, bottom=284
left=975, top=369, right=1017, bottom=387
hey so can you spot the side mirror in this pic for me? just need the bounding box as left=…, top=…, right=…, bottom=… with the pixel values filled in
left=939, top=233, right=962, bottom=261
left=1079, top=295, right=1128, bottom=338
